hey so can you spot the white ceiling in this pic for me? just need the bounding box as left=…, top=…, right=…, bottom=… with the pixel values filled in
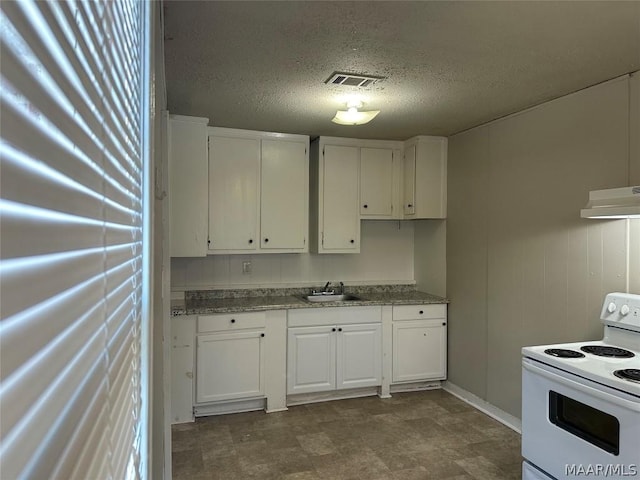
left=163, top=1, right=640, bottom=140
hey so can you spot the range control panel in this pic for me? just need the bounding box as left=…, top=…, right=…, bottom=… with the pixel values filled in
left=601, top=292, right=640, bottom=331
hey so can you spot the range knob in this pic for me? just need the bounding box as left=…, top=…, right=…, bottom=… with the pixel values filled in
left=620, top=304, right=630, bottom=316
left=607, top=302, right=617, bottom=314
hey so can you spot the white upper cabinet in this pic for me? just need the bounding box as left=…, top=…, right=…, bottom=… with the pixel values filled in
left=403, top=136, right=447, bottom=219
left=310, top=137, right=403, bottom=254
left=360, top=147, right=394, bottom=217
left=403, top=144, right=416, bottom=216
left=208, top=128, right=309, bottom=254
left=316, top=143, right=360, bottom=252
left=208, top=134, right=260, bottom=252
left=260, top=139, right=308, bottom=250
left=168, top=114, right=209, bottom=257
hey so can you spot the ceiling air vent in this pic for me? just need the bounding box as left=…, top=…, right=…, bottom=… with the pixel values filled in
left=325, top=72, right=385, bottom=87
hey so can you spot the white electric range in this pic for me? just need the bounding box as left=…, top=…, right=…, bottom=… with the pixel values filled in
left=522, top=292, right=640, bottom=480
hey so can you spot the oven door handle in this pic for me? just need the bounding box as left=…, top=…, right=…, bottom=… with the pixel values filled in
left=523, top=358, right=640, bottom=412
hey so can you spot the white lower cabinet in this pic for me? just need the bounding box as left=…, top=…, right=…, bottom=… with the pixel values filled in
left=392, top=305, right=447, bottom=383
left=337, top=323, right=383, bottom=389
left=196, top=331, right=265, bottom=403
left=287, top=326, right=336, bottom=394
left=287, top=306, right=383, bottom=395
left=196, top=312, right=266, bottom=404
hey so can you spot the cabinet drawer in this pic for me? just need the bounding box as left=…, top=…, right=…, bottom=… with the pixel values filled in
left=198, top=312, right=266, bottom=333
left=288, top=306, right=381, bottom=327
left=392, top=304, right=446, bottom=321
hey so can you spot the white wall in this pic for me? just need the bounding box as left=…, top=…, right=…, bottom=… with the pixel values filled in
left=171, top=220, right=415, bottom=290
left=447, top=74, right=640, bottom=419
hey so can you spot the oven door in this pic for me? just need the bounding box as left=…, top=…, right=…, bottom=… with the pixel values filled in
left=522, top=358, right=640, bottom=480
left=523, top=460, right=555, bottom=480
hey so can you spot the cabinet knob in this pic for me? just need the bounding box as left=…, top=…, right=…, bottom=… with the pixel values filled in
left=442, top=322, right=446, bottom=326
left=261, top=333, right=265, bottom=337
left=230, top=319, right=236, bottom=323
left=350, top=239, right=355, bottom=244
left=332, top=328, right=336, bottom=332
left=338, top=327, right=342, bottom=332
left=264, top=238, right=269, bottom=243
left=419, top=310, right=424, bottom=314
left=408, top=204, right=413, bottom=208
left=363, top=204, right=368, bottom=208
left=248, top=239, right=253, bottom=244
left=207, top=239, right=211, bottom=245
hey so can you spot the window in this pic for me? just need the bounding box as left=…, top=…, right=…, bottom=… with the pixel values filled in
left=0, top=1, right=151, bottom=478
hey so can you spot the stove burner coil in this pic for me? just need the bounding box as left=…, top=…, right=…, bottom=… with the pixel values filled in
left=544, top=348, right=585, bottom=358
left=613, top=369, right=640, bottom=383
left=580, top=345, right=635, bottom=358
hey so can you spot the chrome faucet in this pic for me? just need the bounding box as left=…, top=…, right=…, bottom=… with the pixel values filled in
left=311, top=281, right=335, bottom=296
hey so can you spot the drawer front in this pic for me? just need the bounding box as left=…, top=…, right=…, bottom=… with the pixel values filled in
left=288, top=306, right=382, bottom=328
left=392, top=304, right=446, bottom=321
left=198, top=312, right=266, bottom=333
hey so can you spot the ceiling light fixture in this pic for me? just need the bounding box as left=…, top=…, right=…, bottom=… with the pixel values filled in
left=331, top=101, right=380, bottom=126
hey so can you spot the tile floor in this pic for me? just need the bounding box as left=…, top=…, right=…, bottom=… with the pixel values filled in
left=172, top=390, right=522, bottom=479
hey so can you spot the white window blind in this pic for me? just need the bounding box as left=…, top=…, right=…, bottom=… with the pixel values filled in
left=0, top=1, right=151, bottom=478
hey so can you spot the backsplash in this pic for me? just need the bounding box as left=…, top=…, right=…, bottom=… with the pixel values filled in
left=171, top=221, right=415, bottom=291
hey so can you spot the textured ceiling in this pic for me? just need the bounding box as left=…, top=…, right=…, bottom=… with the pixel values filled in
left=163, top=1, right=640, bottom=140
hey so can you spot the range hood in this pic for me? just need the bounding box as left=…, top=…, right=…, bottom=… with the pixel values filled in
left=581, top=186, right=640, bottom=219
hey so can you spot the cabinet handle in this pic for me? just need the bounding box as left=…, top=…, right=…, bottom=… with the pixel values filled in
left=350, top=239, right=355, bottom=244
left=332, top=328, right=336, bottom=332
left=363, top=204, right=368, bottom=208
left=248, top=239, right=253, bottom=244
left=338, top=327, right=343, bottom=332
left=230, top=319, right=236, bottom=323
left=419, top=310, right=424, bottom=314
left=264, top=238, right=269, bottom=243
left=261, top=333, right=265, bottom=337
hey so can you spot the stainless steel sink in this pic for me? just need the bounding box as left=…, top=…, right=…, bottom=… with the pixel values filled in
left=304, top=294, right=361, bottom=303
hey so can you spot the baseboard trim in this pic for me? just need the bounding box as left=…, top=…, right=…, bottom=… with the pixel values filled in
left=194, top=398, right=266, bottom=417
left=287, top=387, right=379, bottom=406
left=390, top=380, right=442, bottom=393
left=265, top=407, right=289, bottom=414
left=442, top=381, right=521, bottom=434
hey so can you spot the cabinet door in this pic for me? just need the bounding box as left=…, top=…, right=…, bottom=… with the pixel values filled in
left=336, top=323, right=382, bottom=389
left=196, top=330, right=264, bottom=403
left=169, top=115, right=209, bottom=257
left=260, top=139, right=308, bottom=250
left=392, top=320, right=446, bottom=383
left=403, top=144, right=416, bottom=216
left=287, top=326, right=336, bottom=394
left=208, top=135, right=260, bottom=252
left=321, top=145, right=359, bottom=251
left=360, top=147, right=393, bottom=216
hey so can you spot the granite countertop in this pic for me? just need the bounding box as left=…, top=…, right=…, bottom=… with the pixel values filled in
left=172, top=285, right=448, bottom=316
